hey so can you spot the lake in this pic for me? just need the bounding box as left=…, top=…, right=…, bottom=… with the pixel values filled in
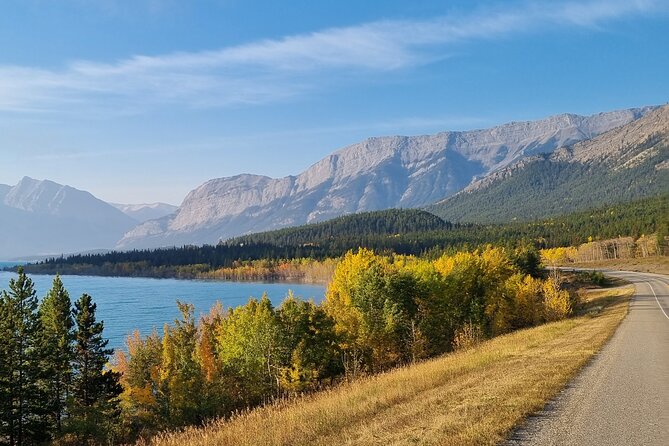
left=0, top=264, right=325, bottom=352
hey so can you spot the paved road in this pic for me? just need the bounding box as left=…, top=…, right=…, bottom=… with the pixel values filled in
left=506, top=270, right=669, bottom=446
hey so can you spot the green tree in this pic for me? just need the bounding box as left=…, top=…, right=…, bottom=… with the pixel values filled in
left=159, top=302, right=204, bottom=426
left=214, top=294, right=281, bottom=403
left=39, top=275, right=75, bottom=437
left=383, top=271, right=421, bottom=363
left=511, top=245, right=542, bottom=277
left=0, top=268, right=48, bottom=445
left=69, top=294, right=122, bottom=445
left=277, top=294, right=341, bottom=391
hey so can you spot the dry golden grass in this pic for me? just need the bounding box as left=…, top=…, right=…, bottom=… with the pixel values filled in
left=567, top=256, right=669, bottom=275
left=145, top=286, right=633, bottom=446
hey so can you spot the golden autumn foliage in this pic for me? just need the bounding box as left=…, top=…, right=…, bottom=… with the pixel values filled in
left=540, top=233, right=665, bottom=266
left=542, top=278, right=574, bottom=321
left=116, top=246, right=576, bottom=443
left=200, top=258, right=338, bottom=283
left=541, top=246, right=578, bottom=266
left=145, top=286, right=632, bottom=446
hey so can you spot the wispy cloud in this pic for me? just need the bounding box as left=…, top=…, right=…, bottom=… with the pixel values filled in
left=0, top=0, right=663, bottom=113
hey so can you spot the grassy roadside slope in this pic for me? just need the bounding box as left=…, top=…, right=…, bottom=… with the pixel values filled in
left=145, top=286, right=632, bottom=446
left=568, top=256, right=669, bottom=275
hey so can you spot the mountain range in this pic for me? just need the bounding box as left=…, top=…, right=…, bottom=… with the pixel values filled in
left=2, top=104, right=666, bottom=258
left=117, top=105, right=658, bottom=250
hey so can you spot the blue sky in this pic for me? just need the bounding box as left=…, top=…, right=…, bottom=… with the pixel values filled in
left=1, top=0, right=668, bottom=205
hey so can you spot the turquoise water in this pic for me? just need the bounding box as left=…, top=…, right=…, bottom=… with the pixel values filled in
left=0, top=266, right=325, bottom=352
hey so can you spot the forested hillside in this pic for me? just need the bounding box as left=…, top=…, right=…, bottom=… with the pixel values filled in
left=430, top=152, right=668, bottom=223
left=430, top=104, right=669, bottom=223
left=13, top=195, right=666, bottom=279
left=225, top=209, right=451, bottom=246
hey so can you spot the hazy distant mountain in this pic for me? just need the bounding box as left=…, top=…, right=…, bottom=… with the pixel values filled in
left=0, top=177, right=137, bottom=258
left=117, top=106, right=656, bottom=250
left=430, top=104, right=669, bottom=222
left=111, top=202, right=178, bottom=223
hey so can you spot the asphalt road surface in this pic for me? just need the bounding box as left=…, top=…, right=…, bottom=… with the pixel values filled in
left=506, top=270, right=669, bottom=446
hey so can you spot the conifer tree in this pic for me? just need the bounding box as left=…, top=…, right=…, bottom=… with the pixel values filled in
left=39, top=275, right=74, bottom=436
left=69, top=293, right=122, bottom=445
left=0, top=268, right=48, bottom=445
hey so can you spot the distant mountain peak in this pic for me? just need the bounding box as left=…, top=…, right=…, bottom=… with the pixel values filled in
left=0, top=177, right=137, bottom=258
left=111, top=202, right=178, bottom=223
left=5, top=177, right=79, bottom=214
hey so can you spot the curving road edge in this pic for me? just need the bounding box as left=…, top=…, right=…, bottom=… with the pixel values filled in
left=506, top=269, right=669, bottom=446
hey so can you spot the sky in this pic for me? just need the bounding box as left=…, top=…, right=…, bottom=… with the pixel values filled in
left=1, top=0, right=668, bottom=205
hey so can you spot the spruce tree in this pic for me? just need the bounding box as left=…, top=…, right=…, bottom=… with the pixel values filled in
left=39, top=275, right=74, bottom=437
left=0, top=268, right=48, bottom=445
left=69, top=294, right=121, bottom=445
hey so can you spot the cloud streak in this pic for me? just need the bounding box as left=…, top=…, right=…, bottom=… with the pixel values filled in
left=0, top=0, right=663, bottom=113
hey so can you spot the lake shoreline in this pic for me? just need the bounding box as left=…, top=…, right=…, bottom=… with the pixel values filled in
left=5, top=257, right=336, bottom=286
left=1, top=264, right=330, bottom=286
left=0, top=269, right=326, bottom=351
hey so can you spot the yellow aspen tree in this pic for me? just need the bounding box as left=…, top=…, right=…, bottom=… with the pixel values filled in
left=542, top=278, right=573, bottom=321
left=323, top=249, right=378, bottom=378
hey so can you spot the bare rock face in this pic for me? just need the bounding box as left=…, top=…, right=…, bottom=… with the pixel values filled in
left=117, top=106, right=657, bottom=250
left=460, top=105, right=669, bottom=194
left=1, top=177, right=137, bottom=258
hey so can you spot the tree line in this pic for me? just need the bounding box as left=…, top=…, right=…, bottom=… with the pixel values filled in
left=0, top=269, right=121, bottom=445
left=14, top=195, right=666, bottom=280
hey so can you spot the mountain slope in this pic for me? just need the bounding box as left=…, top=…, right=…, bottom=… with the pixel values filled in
left=117, top=106, right=655, bottom=249
left=111, top=202, right=178, bottom=222
left=0, top=177, right=137, bottom=258
left=430, top=105, right=669, bottom=223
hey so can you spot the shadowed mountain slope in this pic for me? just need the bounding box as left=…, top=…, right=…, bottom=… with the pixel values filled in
left=430, top=104, right=669, bottom=223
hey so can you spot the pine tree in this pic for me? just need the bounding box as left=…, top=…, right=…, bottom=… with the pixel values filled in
left=39, top=275, right=74, bottom=437
left=69, top=294, right=121, bottom=445
left=0, top=268, right=48, bottom=445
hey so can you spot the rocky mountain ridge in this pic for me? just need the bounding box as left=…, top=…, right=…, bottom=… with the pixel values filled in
left=430, top=104, right=669, bottom=222
left=117, top=105, right=657, bottom=250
